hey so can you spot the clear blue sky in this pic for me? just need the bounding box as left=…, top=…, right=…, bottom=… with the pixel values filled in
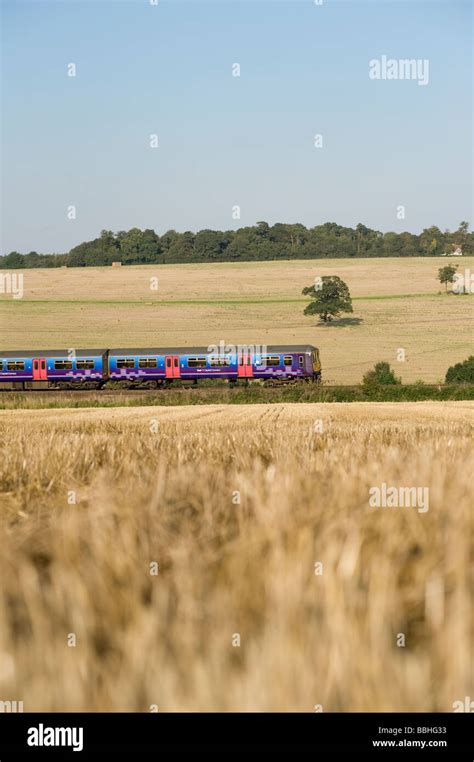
left=1, top=0, right=472, bottom=254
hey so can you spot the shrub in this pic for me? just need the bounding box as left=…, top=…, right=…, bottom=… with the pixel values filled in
left=445, top=356, right=474, bottom=384
left=362, top=362, right=401, bottom=387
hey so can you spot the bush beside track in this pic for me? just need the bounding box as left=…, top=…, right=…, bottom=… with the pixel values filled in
left=1, top=383, right=473, bottom=409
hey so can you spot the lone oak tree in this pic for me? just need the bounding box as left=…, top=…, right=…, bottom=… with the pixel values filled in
left=302, top=275, right=353, bottom=322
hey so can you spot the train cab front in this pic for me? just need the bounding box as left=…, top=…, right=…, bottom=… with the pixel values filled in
left=312, top=347, right=322, bottom=382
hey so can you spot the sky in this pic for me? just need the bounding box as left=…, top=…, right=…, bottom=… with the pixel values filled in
left=1, top=0, right=472, bottom=254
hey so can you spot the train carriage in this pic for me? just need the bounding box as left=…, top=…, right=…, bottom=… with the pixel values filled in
left=0, top=349, right=108, bottom=390
left=108, top=345, right=321, bottom=385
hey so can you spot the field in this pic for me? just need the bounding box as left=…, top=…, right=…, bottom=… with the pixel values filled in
left=1, top=257, right=473, bottom=383
left=0, top=402, right=472, bottom=711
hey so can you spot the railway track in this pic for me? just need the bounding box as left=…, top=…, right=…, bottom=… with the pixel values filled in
left=0, top=378, right=329, bottom=395
left=0, top=384, right=449, bottom=396
left=1, top=386, right=471, bottom=407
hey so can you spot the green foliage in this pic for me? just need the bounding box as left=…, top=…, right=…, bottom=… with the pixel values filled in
left=1, top=251, right=25, bottom=268
left=2, top=383, right=473, bottom=411
left=167, top=231, right=195, bottom=262
left=363, top=362, right=401, bottom=387
left=445, top=356, right=474, bottom=384
left=302, top=275, right=353, bottom=322
left=118, top=228, right=161, bottom=264
left=1, top=221, right=472, bottom=268
left=68, top=229, right=120, bottom=267
left=437, top=264, right=458, bottom=291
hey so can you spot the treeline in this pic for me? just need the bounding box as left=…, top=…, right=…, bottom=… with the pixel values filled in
left=2, top=221, right=472, bottom=268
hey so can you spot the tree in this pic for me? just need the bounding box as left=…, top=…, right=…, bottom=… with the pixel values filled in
left=24, top=251, right=40, bottom=268
left=383, top=232, right=404, bottom=257
left=1, top=251, right=25, bottom=268
left=255, top=221, right=270, bottom=238
left=438, top=265, right=458, bottom=292
left=120, top=228, right=144, bottom=263
left=140, top=229, right=162, bottom=263
left=225, top=227, right=258, bottom=260
left=302, top=275, right=353, bottom=322
left=67, top=245, right=87, bottom=267
left=166, top=231, right=195, bottom=262
left=160, top=230, right=179, bottom=264
left=271, top=223, right=307, bottom=255
left=363, top=362, right=401, bottom=386
left=118, top=228, right=160, bottom=264
left=445, top=356, right=474, bottom=384
left=65, top=229, right=121, bottom=267
left=419, top=226, right=444, bottom=256
left=194, top=229, right=228, bottom=260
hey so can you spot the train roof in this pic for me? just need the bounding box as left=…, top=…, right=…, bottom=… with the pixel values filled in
left=0, top=345, right=318, bottom=358
left=108, top=345, right=317, bottom=355
left=0, top=349, right=108, bottom=358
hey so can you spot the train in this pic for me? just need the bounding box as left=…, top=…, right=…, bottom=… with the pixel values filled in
left=0, top=344, right=322, bottom=390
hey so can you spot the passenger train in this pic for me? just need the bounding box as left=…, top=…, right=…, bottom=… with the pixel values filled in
left=0, top=345, right=322, bottom=390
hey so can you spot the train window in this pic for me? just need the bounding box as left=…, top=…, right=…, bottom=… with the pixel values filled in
left=284, top=355, right=292, bottom=367
left=117, top=358, right=135, bottom=369
left=138, top=358, right=157, bottom=368
left=54, top=360, right=73, bottom=370
left=299, top=356, right=304, bottom=367
left=262, top=356, right=281, bottom=367
left=209, top=357, right=230, bottom=367
left=7, top=361, right=25, bottom=371
left=187, top=357, right=207, bottom=368
left=76, top=360, right=94, bottom=369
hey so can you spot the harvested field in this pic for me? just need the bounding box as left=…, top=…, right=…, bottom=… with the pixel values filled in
left=1, top=257, right=473, bottom=383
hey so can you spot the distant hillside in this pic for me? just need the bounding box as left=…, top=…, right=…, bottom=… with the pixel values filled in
left=2, top=221, right=472, bottom=268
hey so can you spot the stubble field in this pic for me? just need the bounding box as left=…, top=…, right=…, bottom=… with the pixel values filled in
left=0, top=402, right=472, bottom=711
left=1, top=257, right=473, bottom=383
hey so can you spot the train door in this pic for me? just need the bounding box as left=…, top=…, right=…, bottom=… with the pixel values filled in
left=165, top=355, right=181, bottom=379
left=237, top=351, right=253, bottom=378
left=33, top=357, right=47, bottom=380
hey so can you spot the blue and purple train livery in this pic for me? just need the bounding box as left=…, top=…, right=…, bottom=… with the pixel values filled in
left=0, top=349, right=107, bottom=390
left=0, top=345, right=321, bottom=389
